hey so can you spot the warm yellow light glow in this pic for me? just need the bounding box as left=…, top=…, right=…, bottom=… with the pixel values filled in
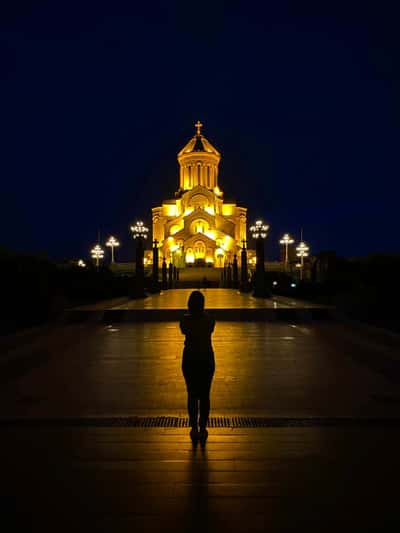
left=170, top=224, right=182, bottom=235
left=152, top=125, right=248, bottom=266
left=280, top=233, right=294, bottom=245
left=90, top=244, right=104, bottom=267
left=250, top=219, right=269, bottom=239
left=223, top=235, right=234, bottom=250
left=222, top=204, right=234, bottom=216
left=106, top=236, right=120, bottom=248
left=296, top=241, right=310, bottom=257
left=130, top=221, right=149, bottom=239
left=164, top=204, right=177, bottom=217
left=91, top=244, right=104, bottom=259
left=77, top=259, right=86, bottom=268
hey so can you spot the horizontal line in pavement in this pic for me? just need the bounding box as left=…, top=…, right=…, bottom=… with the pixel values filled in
left=66, top=308, right=333, bottom=323
left=1, top=416, right=400, bottom=428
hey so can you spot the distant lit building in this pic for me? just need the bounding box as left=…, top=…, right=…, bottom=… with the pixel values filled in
left=152, top=122, right=247, bottom=266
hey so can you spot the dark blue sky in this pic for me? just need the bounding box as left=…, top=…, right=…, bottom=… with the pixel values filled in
left=1, top=0, right=399, bottom=261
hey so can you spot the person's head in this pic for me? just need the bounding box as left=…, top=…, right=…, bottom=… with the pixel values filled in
left=187, top=290, right=205, bottom=315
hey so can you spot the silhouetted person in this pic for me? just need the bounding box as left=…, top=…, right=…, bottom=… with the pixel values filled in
left=180, top=290, right=215, bottom=442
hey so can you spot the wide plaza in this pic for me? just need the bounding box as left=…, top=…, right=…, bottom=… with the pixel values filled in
left=1, top=289, right=400, bottom=531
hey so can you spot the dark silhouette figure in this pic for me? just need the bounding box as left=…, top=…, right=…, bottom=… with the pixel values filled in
left=180, top=291, right=215, bottom=442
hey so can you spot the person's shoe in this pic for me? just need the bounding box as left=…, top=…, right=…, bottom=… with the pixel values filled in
left=190, top=427, right=199, bottom=441
left=199, top=427, right=208, bottom=442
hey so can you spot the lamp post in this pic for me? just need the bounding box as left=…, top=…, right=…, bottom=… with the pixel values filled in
left=296, top=240, right=310, bottom=281
left=162, top=256, right=168, bottom=290
left=232, top=254, right=239, bottom=289
left=151, top=239, right=160, bottom=293
left=130, top=221, right=149, bottom=298
left=240, top=239, right=249, bottom=292
left=90, top=244, right=104, bottom=270
left=106, top=236, right=120, bottom=263
left=77, top=259, right=86, bottom=268
left=250, top=219, right=269, bottom=297
left=279, top=233, right=294, bottom=269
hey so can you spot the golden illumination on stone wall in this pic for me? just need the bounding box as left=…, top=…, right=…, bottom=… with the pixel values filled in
left=163, top=204, right=177, bottom=217
left=222, top=204, right=234, bottom=216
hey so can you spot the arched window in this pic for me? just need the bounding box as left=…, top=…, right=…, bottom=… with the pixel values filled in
left=194, top=241, right=206, bottom=258
left=191, top=219, right=209, bottom=235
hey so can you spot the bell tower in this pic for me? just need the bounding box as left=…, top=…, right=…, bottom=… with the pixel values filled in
left=177, top=121, right=221, bottom=192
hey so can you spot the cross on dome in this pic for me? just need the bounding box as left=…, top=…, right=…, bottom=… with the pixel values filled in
left=195, top=120, right=203, bottom=135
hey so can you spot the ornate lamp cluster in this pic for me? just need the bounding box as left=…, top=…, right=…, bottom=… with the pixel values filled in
left=106, top=236, right=120, bottom=263
left=130, top=221, right=149, bottom=240
left=87, top=235, right=121, bottom=269
left=84, top=222, right=150, bottom=270
left=279, top=233, right=294, bottom=266
left=90, top=244, right=104, bottom=268
left=249, top=220, right=269, bottom=239
left=249, top=219, right=270, bottom=297
left=245, top=220, right=312, bottom=294
left=296, top=240, right=310, bottom=280
left=279, top=231, right=311, bottom=279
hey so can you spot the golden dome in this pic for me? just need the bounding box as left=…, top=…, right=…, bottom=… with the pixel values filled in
left=178, top=121, right=220, bottom=157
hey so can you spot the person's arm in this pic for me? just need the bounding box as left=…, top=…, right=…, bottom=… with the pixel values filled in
left=210, top=317, right=215, bottom=334
left=179, top=318, right=187, bottom=335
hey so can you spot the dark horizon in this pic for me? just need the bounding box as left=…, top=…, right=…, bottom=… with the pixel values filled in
left=1, top=0, right=399, bottom=262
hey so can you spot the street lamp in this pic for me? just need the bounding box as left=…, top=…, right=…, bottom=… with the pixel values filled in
left=240, top=239, right=249, bottom=292
left=250, top=219, right=270, bottom=297
left=130, top=221, right=149, bottom=298
left=279, top=233, right=294, bottom=268
left=77, top=259, right=86, bottom=268
left=296, top=240, right=310, bottom=281
left=130, top=221, right=149, bottom=240
left=91, top=244, right=104, bottom=269
left=250, top=220, right=269, bottom=239
left=106, top=236, right=120, bottom=263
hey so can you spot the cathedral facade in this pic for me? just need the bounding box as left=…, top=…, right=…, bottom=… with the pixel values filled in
left=152, top=122, right=247, bottom=267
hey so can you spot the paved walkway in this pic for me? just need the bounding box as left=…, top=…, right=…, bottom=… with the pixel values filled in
left=1, top=321, right=399, bottom=418
left=3, top=425, right=399, bottom=532
left=76, top=289, right=327, bottom=310
left=1, top=314, right=400, bottom=531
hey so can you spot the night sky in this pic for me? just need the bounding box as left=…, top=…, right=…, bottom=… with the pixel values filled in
left=1, top=0, right=399, bottom=261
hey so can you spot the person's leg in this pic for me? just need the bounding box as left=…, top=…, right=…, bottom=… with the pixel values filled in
left=187, top=389, right=199, bottom=428
left=199, top=373, right=213, bottom=429
left=183, top=368, right=199, bottom=428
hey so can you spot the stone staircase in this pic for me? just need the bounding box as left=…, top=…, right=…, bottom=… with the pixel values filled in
left=176, top=267, right=222, bottom=288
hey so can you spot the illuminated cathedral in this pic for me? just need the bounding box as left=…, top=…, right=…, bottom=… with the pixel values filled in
left=152, top=122, right=247, bottom=267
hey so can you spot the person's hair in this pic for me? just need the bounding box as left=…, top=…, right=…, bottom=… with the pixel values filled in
left=187, top=290, right=205, bottom=315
